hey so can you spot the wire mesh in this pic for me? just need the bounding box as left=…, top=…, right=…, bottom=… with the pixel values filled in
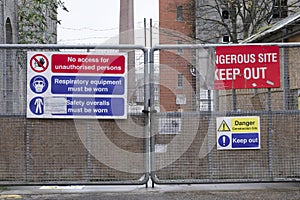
left=151, top=44, right=300, bottom=184
left=0, top=45, right=148, bottom=185
left=1, top=43, right=300, bottom=185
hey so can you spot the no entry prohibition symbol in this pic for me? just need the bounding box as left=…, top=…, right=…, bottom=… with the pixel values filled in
left=30, top=54, right=49, bottom=73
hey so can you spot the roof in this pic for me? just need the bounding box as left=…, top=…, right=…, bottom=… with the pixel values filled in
left=243, top=12, right=300, bottom=43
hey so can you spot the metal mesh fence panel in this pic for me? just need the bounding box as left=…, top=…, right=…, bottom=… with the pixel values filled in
left=150, top=44, right=300, bottom=184
left=2, top=43, right=300, bottom=185
left=0, top=45, right=149, bottom=185
left=26, top=118, right=146, bottom=184
left=271, top=112, right=300, bottom=180
left=0, top=117, right=26, bottom=182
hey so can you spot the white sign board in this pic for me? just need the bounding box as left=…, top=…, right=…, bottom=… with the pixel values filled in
left=27, top=52, right=128, bottom=119
left=217, top=116, right=260, bottom=150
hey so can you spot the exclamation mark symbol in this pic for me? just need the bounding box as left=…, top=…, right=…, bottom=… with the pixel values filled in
left=222, top=136, right=226, bottom=146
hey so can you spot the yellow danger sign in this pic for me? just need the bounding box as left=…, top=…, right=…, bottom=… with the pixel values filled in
left=231, top=117, right=259, bottom=132
left=218, top=120, right=231, bottom=131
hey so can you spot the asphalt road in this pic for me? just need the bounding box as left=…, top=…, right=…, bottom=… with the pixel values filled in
left=1, top=183, right=300, bottom=200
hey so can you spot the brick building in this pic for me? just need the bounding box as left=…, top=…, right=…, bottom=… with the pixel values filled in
left=159, top=0, right=196, bottom=112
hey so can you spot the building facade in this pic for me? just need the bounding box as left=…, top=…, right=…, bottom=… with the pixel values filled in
left=0, top=0, right=58, bottom=114
left=242, top=13, right=300, bottom=111
left=195, top=0, right=300, bottom=44
left=0, top=0, right=21, bottom=114
left=159, top=0, right=196, bottom=112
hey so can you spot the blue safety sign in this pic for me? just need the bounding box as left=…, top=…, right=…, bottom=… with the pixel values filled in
left=29, top=97, right=44, bottom=115
left=231, top=133, right=259, bottom=148
left=52, top=97, right=125, bottom=117
left=218, top=135, right=230, bottom=147
left=51, top=76, right=124, bottom=95
left=30, top=75, right=48, bottom=94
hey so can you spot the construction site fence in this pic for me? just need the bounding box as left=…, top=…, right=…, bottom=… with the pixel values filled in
left=149, top=43, right=300, bottom=185
left=0, top=44, right=149, bottom=185
left=0, top=43, right=300, bottom=186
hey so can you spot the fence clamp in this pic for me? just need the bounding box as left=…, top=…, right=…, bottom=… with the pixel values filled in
left=142, top=109, right=157, bottom=114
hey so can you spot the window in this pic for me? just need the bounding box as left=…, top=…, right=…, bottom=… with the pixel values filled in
left=177, top=5, right=183, bottom=21
left=5, top=18, right=13, bottom=113
left=178, top=74, right=183, bottom=88
left=198, top=90, right=214, bottom=111
left=176, top=94, right=186, bottom=105
left=222, top=35, right=230, bottom=43
left=273, top=0, right=288, bottom=18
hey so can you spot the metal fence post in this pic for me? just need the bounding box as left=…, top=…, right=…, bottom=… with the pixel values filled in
left=86, top=120, right=92, bottom=181
left=25, top=118, right=30, bottom=182
left=267, top=88, right=273, bottom=179
left=149, top=47, right=156, bottom=187
left=143, top=47, right=150, bottom=187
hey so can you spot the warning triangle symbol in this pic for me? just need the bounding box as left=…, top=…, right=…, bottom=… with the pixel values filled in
left=218, top=120, right=231, bottom=131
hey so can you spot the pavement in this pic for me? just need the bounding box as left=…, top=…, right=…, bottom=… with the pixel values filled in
left=1, top=182, right=300, bottom=199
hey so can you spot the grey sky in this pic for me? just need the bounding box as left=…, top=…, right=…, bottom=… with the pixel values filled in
left=57, top=0, right=159, bottom=44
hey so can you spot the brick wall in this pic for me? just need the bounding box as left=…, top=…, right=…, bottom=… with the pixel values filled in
left=159, top=0, right=196, bottom=112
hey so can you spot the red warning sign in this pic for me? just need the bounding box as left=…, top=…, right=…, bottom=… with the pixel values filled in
left=215, top=45, right=280, bottom=90
left=51, top=54, right=126, bottom=74
left=30, top=54, right=49, bottom=73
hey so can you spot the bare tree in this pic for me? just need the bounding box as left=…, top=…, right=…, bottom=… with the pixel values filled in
left=196, top=0, right=300, bottom=43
